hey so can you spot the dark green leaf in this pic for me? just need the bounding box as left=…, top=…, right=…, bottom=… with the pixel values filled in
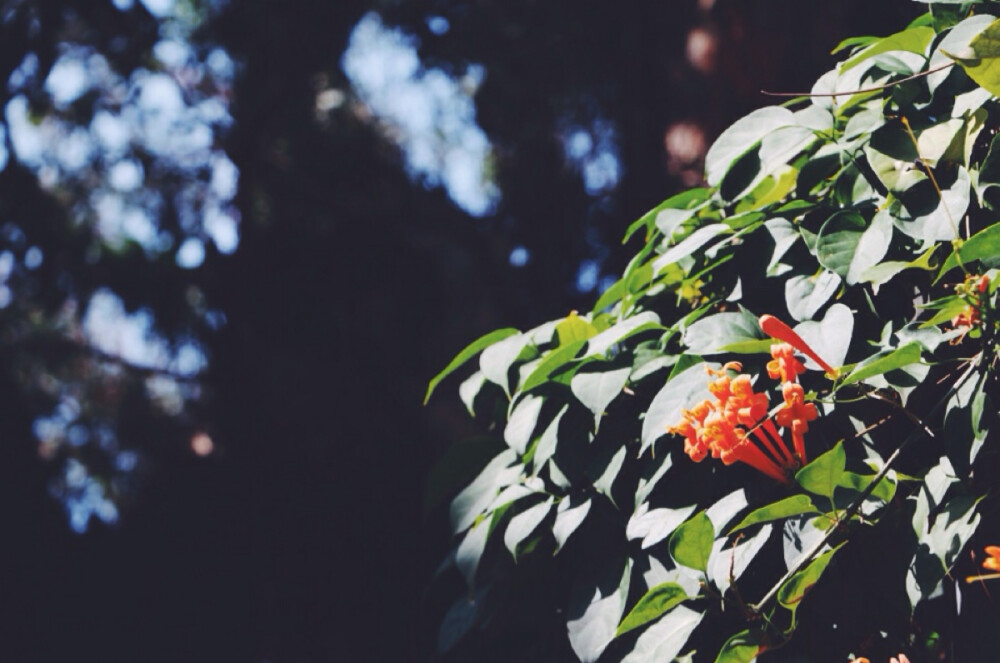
left=425, top=328, right=520, bottom=403
left=816, top=211, right=866, bottom=279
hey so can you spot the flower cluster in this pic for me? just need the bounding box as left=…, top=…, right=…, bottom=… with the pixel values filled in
left=667, top=342, right=818, bottom=482
left=951, top=274, right=990, bottom=340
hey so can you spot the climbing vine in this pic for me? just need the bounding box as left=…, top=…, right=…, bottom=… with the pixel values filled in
left=426, top=3, right=1000, bottom=661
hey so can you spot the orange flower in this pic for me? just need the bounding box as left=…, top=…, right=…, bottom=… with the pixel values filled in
left=775, top=382, right=818, bottom=463
left=759, top=314, right=839, bottom=378
left=767, top=343, right=806, bottom=383
left=983, top=545, right=1000, bottom=572
left=667, top=363, right=808, bottom=482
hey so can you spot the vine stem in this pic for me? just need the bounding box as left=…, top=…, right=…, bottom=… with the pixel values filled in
left=761, top=61, right=955, bottom=98
left=749, top=356, right=981, bottom=614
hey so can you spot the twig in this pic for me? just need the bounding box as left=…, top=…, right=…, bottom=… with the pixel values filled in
left=761, top=62, right=955, bottom=98
left=750, top=356, right=980, bottom=614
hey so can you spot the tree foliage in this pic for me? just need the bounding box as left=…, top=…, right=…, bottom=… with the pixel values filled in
left=428, top=3, right=1000, bottom=661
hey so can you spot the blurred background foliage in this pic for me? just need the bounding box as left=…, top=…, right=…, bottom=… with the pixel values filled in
left=0, top=0, right=921, bottom=661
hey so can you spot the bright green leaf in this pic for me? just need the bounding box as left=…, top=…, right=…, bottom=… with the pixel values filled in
left=778, top=545, right=840, bottom=607
left=669, top=511, right=714, bottom=573
left=616, top=583, right=690, bottom=637
left=715, top=630, right=763, bottom=663
left=796, top=441, right=847, bottom=499
left=730, top=495, right=821, bottom=533
left=841, top=341, right=923, bottom=385
left=948, top=17, right=1000, bottom=97
left=840, top=26, right=934, bottom=73
left=938, top=222, right=1000, bottom=279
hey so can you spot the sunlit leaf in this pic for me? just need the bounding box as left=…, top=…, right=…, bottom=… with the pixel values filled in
left=841, top=341, right=922, bottom=385
left=616, top=583, right=690, bottom=637
left=567, top=557, right=632, bottom=663
left=840, top=26, right=934, bottom=73
left=553, top=496, right=592, bottom=554
left=715, top=630, right=763, bottom=663
left=777, top=545, right=841, bottom=607
left=948, top=17, right=1000, bottom=97
left=504, top=496, right=553, bottom=560
left=641, top=361, right=716, bottom=454
left=705, top=107, right=795, bottom=186
left=621, top=607, right=704, bottom=663
left=425, top=327, right=520, bottom=403
left=785, top=271, right=841, bottom=322
left=730, top=495, right=821, bottom=533
left=796, top=441, right=846, bottom=499
left=669, top=511, right=714, bottom=573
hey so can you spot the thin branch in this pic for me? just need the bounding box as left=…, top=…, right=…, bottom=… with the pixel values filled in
left=750, top=357, right=981, bottom=614
left=761, top=61, right=955, bottom=98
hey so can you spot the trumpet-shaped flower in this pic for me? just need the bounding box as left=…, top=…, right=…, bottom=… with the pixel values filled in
left=767, top=343, right=806, bottom=383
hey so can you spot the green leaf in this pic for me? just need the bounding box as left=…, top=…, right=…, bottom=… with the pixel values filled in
left=571, top=366, right=632, bottom=419
left=450, top=449, right=520, bottom=534
left=641, top=361, right=716, bottom=454
left=480, top=331, right=532, bottom=395
left=796, top=441, right=846, bottom=499
left=567, top=558, right=632, bottom=663
left=859, top=246, right=936, bottom=290
left=624, top=188, right=711, bottom=244
left=425, top=328, right=520, bottom=403
left=816, top=211, right=866, bottom=279
left=592, top=446, right=628, bottom=503
left=553, top=496, right=592, bottom=553
left=504, top=496, right=554, bottom=560
left=627, top=503, right=698, bottom=549
left=504, top=395, right=544, bottom=455
left=929, top=15, right=995, bottom=91
left=669, top=511, right=714, bottom=573
left=831, top=35, right=880, bottom=55
left=778, top=545, right=840, bottom=607
left=705, top=107, right=795, bottom=187
left=682, top=312, right=763, bottom=356
left=586, top=311, right=663, bottom=357
left=519, top=341, right=586, bottom=393
left=557, top=312, right=598, bottom=345
left=730, top=495, right=821, bottom=533
left=785, top=271, right=841, bottom=322
left=948, top=17, right=1000, bottom=97
left=836, top=471, right=896, bottom=504
left=715, top=630, right=763, bottom=663
left=938, top=222, right=1000, bottom=279
left=652, top=224, right=731, bottom=273
left=840, top=26, right=934, bottom=73
left=793, top=303, right=854, bottom=370
left=620, top=607, right=704, bottom=663
left=616, top=583, right=690, bottom=637
left=847, top=209, right=894, bottom=284
left=895, top=166, right=970, bottom=244
left=841, top=341, right=923, bottom=385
